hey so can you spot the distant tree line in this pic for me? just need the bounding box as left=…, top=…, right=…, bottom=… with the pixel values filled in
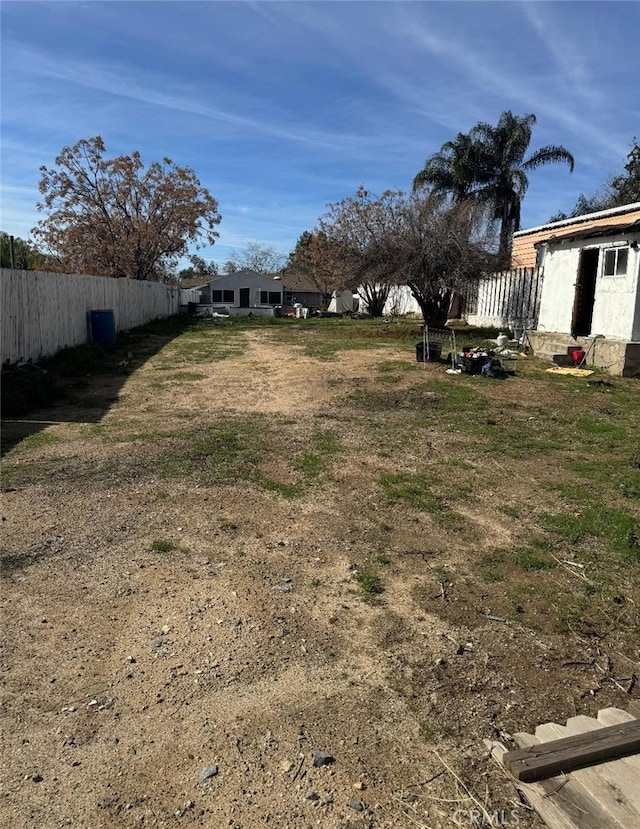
left=0, top=231, right=42, bottom=269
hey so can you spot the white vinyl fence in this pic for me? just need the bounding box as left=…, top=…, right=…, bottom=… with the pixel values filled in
left=464, top=267, right=544, bottom=330
left=1, top=268, right=183, bottom=366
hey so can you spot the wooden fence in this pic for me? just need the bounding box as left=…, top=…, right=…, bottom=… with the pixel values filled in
left=464, top=267, right=544, bottom=330
left=1, top=268, right=183, bottom=366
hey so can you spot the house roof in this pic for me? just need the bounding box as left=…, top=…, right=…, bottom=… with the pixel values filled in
left=210, top=269, right=265, bottom=280
left=536, top=219, right=640, bottom=246
left=206, top=269, right=285, bottom=288
left=179, top=276, right=209, bottom=289
left=279, top=271, right=322, bottom=292
left=514, top=201, right=640, bottom=239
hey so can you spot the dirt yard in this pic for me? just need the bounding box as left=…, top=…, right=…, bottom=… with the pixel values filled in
left=2, top=320, right=639, bottom=829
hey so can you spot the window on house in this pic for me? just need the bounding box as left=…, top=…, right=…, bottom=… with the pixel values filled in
left=211, top=290, right=222, bottom=302
left=223, top=290, right=234, bottom=303
left=260, top=291, right=268, bottom=304
left=603, top=247, right=628, bottom=276
left=260, top=291, right=282, bottom=304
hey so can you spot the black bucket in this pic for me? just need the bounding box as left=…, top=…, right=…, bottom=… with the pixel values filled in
left=416, top=342, right=442, bottom=362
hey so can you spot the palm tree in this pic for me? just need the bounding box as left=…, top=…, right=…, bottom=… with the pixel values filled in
left=413, top=132, right=480, bottom=201
left=470, top=111, right=574, bottom=262
left=413, top=112, right=574, bottom=263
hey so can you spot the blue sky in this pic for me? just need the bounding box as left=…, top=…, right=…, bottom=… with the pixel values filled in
left=1, top=0, right=639, bottom=269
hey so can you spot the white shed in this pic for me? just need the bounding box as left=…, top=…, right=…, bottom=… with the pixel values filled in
left=530, top=220, right=640, bottom=376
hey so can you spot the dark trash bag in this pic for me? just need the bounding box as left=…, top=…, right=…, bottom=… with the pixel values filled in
left=461, top=354, right=489, bottom=375
left=481, top=358, right=507, bottom=379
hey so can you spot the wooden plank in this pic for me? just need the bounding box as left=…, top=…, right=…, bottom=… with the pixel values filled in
left=597, top=707, right=637, bottom=726
left=628, top=700, right=640, bottom=719
left=504, top=717, right=640, bottom=782
left=537, top=718, right=640, bottom=820
left=486, top=739, right=594, bottom=829
left=501, top=734, right=626, bottom=829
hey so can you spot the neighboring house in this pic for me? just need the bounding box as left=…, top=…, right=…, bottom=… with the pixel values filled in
left=279, top=271, right=328, bottom=311
left=199, top=270, right=284, bottom=316
left=511, top=202, right=640, bottom=269
left=529, top=218, right=640, bottom=376
left=197, top=269, right=328, bottom=316
left=462, top=202, right=640, bottom=375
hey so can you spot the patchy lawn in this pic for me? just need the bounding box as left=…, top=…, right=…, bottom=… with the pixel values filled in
left=2, top=316, right=639, bottom=828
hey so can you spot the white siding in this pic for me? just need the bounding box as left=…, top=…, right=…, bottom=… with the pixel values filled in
left=537, top=236, right=640, bottom=340
left=383, top=286, right=421, bottom=316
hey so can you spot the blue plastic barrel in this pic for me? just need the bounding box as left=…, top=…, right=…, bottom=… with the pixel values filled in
left=90, top=310, right=116, bottom=344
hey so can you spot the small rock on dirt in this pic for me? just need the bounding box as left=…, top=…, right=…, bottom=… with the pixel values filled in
left=198, top=764, right=219, bottom=782
left=347, top=798, right=365, bottom=811
left=311, top=750, right=334, bottom=767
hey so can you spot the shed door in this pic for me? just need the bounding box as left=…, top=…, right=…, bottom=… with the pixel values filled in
left=239, top=288, right=250, bottom=308
left=571, top=248, right=599, bottom=337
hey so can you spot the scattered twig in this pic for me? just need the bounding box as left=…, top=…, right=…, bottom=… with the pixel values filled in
left=541, top=774, right=570, bottom=798
left=430, top=749, right=495, bottom=823
left=593, top=658, right=631, bottom=693
left=291, top=754, right=305, bottom=784
left=419, top=769, right=446, bottom=786
left=562, top=660, right=595, bottom=668
left=549, top=553, right=590, bottom=581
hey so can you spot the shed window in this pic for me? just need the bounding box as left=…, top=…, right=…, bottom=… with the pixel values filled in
left=211, top=290, right=222, bottom=302
left=223, top=290, right=234, bottom=302
left=603, top=247, right=628, bottom=276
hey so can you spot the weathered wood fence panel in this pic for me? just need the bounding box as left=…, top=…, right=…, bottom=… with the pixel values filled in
left=1, top=269, right=182, bottom=365
left=465, top=267, right=544, bottom=330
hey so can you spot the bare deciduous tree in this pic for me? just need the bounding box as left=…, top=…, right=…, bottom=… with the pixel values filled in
left=318, top=188, right=404, bottom=316
left=32, top=136, right=221, bottom=280
left=390, top=193, right=497, bottom=325
left=287, top=230, right=349, bottom=306
left=315, top=187, right=496, bottom=324
left=227, top=241, right=286, bottom=274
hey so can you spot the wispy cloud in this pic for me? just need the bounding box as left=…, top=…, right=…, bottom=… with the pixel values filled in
left=8, top=43, right=377, bottom=157
left=520, top=3, right=593, bottom=92
left=2, top=1, right=638, bottom=253
left=395, top=6, right=629, bottom=161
